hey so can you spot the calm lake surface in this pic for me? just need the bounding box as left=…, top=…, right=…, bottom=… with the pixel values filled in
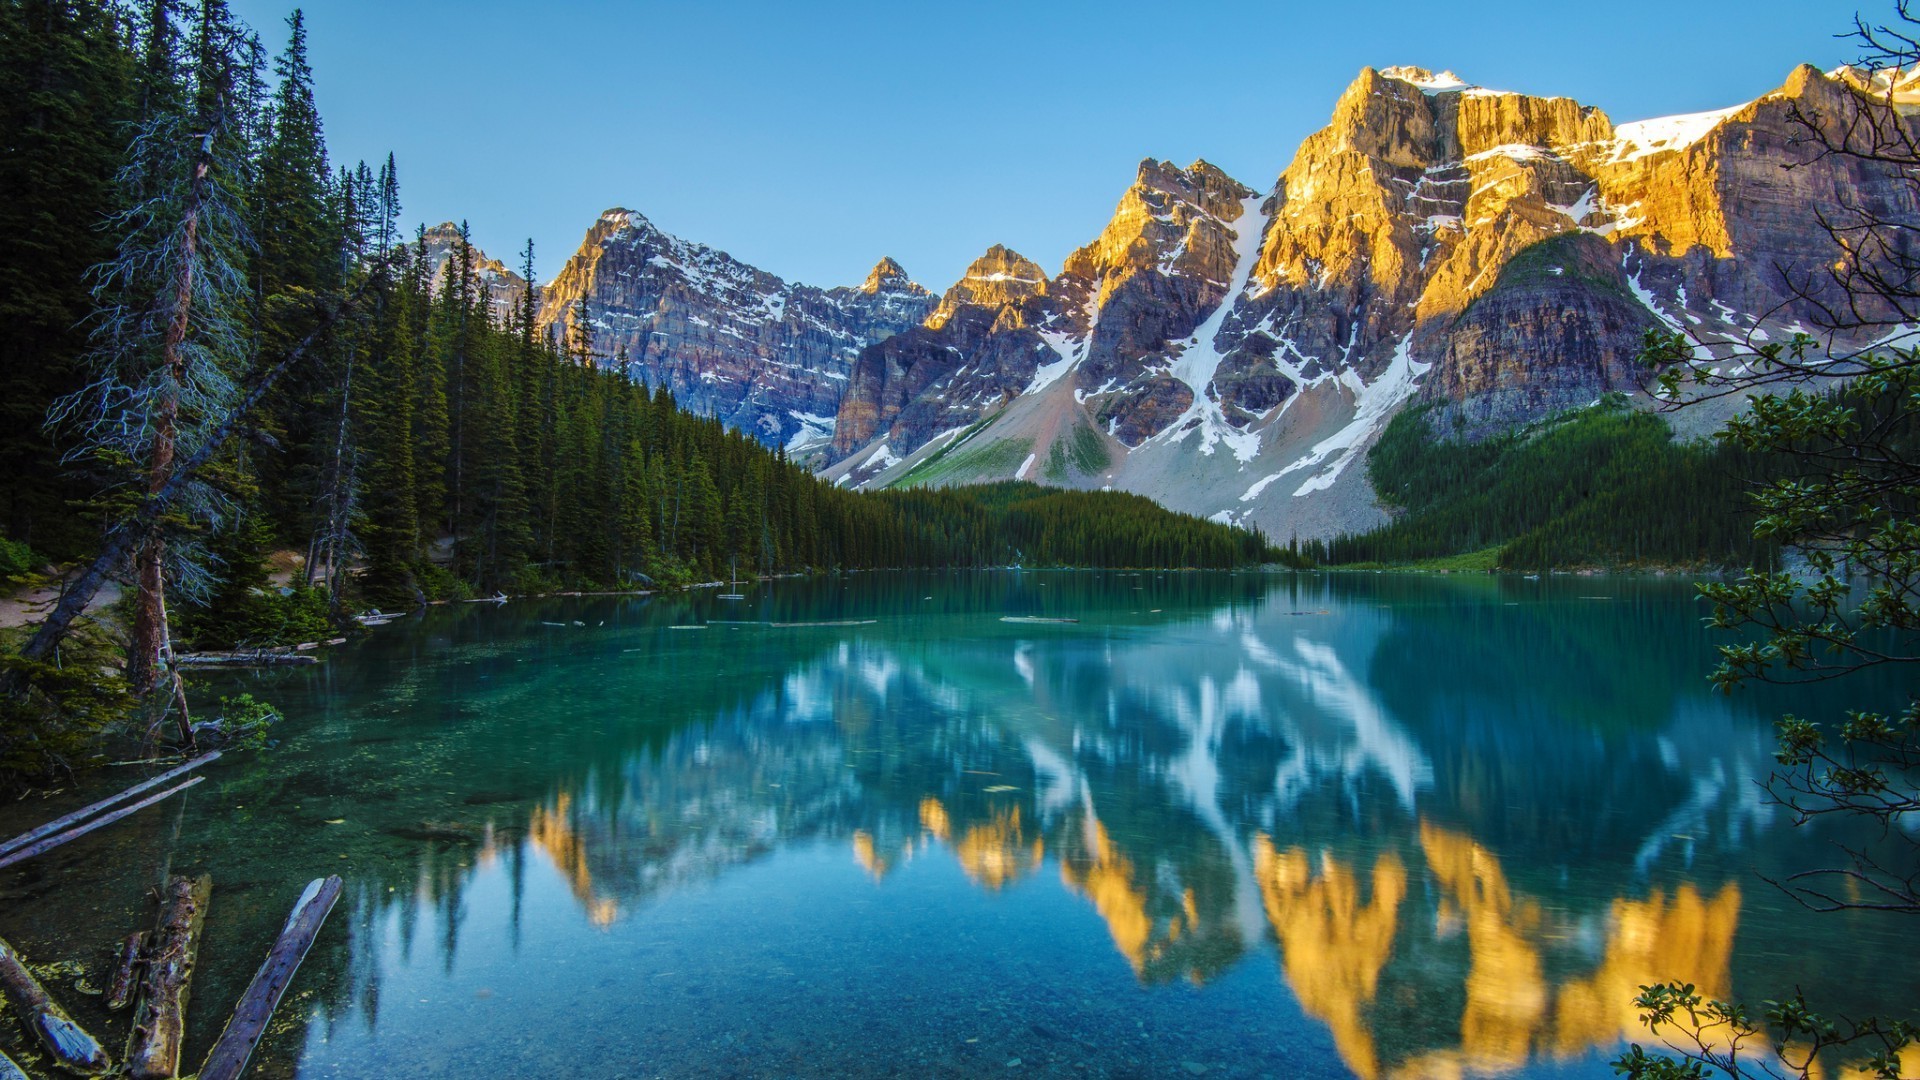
left=2, top=571, right=1914, bottom=1078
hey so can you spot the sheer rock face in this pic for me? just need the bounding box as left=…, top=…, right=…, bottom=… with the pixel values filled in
left=534, top=210, right=934, bottom=450
left=831, top=306, right=1050, bottom=457
left=822, top=63, right=1915, bottom=539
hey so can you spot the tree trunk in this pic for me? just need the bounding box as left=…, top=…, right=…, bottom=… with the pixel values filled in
left=322, top=349, right=355, bottom=614
left=0, top=935, right=112, bottom=1076
left=129, top=145, right=207, bottom=699
left=126, top=874, right=211, bottom=1080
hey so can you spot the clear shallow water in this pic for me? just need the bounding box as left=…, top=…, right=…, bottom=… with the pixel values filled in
left=1, top=571, right=1914, bottom=1079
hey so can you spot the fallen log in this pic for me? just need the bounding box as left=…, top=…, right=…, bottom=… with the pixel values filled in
left=126, top=874, right=210, bottom=1080
left=0, top=935, right=112, bottom=1076
left=105, top=931, right=148, bottom=1011
left=174, top=652, right=316, bottom=667
left=0, top=778, right=205, bottom=872
left=0, top=1047, right=29, bottom=1080
left=197, top=876, right=344, bottom=1080
left=0, top=751, right=221, bottom=860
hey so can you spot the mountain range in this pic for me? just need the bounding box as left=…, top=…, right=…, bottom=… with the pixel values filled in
left=427, top=63, right=1913, bottom=539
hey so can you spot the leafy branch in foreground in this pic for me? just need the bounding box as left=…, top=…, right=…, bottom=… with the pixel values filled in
left=1614, top=4, right=1920, bottom=1077
left=1614, top=983, right=1914, bottom=1080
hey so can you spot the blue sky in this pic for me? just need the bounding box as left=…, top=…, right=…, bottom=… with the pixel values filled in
left=230, top=0, right=1867, bottom=292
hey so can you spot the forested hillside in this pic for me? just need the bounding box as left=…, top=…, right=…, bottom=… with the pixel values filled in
left=1322, top=398, right=1781, bottom=569
left=0, top=2, right=1273, bottom=629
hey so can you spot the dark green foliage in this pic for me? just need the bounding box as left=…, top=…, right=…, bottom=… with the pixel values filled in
left=0, top=538, right=37, bottom=585
left=0, top=619, right=132, bottom=785
left=868, top=482, right=1271, bottom=569
left=1329, top=399, right=1779, bottom=569
left=0, top=0, right=134, bottom=557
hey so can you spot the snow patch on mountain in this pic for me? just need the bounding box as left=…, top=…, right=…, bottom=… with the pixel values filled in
left=784, top=411, right=836, bottom=454
left=1147, top=195, right=1270, bottom=464
left=1029, top=329, right=1084, bottom=395
left=1238, top=335, right=1428, bottom=502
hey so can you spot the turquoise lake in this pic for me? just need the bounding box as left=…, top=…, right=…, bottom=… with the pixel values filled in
left=1, top=571, right=1914, bottom=1078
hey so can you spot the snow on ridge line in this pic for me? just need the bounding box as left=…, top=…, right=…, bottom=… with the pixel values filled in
left=1610, top=103, right=1747, bottom=163
left=1380, top=66, right=1469, bottom=93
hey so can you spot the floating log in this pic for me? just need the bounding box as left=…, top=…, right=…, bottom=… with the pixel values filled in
left=769, top=619, right=878, bottom=628
left=999, top=616, right=1079, bottom=624
left=0, top=751, right=221, bottom=860
left=197, top=876, right=343, bottom=1080
left=125, top=874, right=211, bottom=1080
left=105, top=931, right=148, bottom=1011
left=175, top=652, right=317, bottom=667
left=0, top=935, right=112, bottom=1076
left=0, top=1047, right=29, bottom=1080
left=0, top=777, right=205, bottom=872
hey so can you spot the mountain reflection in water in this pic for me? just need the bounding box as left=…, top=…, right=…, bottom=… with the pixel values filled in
left=3, top=572, right=1912, bottom=1078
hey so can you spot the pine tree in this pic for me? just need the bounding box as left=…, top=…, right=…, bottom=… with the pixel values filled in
left=251, top=7, right=328, bottom=298
left=58, top=0, right=259, bottom=713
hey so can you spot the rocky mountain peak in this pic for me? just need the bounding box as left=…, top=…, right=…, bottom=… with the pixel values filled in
left=927, top=245, right=1049, bottom=329
left=1824, top=62, right=1920, bottom=104
left=415, top=222, right=529, bottom=325
left=1378, top=66, right=1473, bottom=94
left=859, top=256, right=923, bottom=295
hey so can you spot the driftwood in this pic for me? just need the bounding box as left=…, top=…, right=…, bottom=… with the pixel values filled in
left=126, top=874, right=210, bottom=1080
left=105, top=930, right=148, bottom=1011
left=0, top=752, right=220, bottom=860
left=0, top=777, right=204, bottom=872
left=174, top=652, right=316, bottom=668
left=0, top=1047, right=28, bottom=1080
left=0, top=935, right=111, bottom=1076
left=197, top=876, right=343, bottom=1080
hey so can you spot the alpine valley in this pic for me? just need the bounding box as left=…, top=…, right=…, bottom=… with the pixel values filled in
left=433, top=63, right=1917, bottom=539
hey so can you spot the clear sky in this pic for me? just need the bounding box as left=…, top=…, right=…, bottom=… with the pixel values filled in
left=228, top=0, right=1868, bottom=292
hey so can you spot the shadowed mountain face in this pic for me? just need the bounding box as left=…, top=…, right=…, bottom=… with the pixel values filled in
left=532, top=209, right=934, bottom=459
left=4, top=573, right=1911, bottom=1078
